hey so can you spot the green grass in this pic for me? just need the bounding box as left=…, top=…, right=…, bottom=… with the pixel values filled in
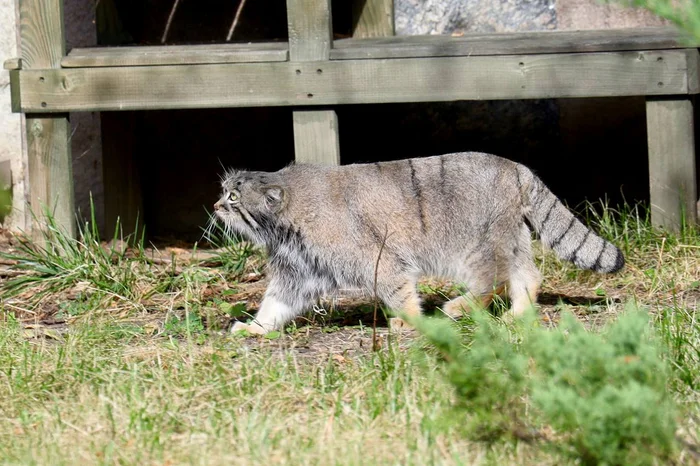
left=1, top=201, right=151, bottom=303
left=0, top=319, right=522, bottom=465
left=0, top=200, right=699, bottom=465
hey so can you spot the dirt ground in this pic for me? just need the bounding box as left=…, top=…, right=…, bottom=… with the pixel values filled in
left=0, top=227, right=662, bottom=361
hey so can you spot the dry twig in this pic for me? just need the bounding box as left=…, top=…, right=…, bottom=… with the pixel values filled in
left=372, top=226, right=390, bottom=352
left=226, top=0, right=248, bottom=41
left=161, top=0, right=181, bottom=44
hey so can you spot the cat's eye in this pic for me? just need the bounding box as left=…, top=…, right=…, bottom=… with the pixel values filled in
left=228, top=192, right=238, bottom=202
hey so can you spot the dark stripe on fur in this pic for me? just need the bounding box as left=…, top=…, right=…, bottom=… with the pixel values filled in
left=233, top=206, right=255, bottom=231
left=387, top=282, right=407, bottom=300
left=613, top=249, right=625, bottom=271
left=408, top=159, right=427, bottom=234
left=551, top=217, right=576, bottom=249
left=439, top=155, right=447, bottom=194
left=539, top=195, right=558, bottom=232
left=263, top=222, right=338, bottom=289
left=345, top=193, right=385, bottom=247
left=571, top=230, right=591, bottom=262
left=247, top=211, right=343, bottom=298
left=366, top=220, right=385, bottom=245
left=592, top=241, right=607, bottom=271
left=524, top=171, right=625, bottom=274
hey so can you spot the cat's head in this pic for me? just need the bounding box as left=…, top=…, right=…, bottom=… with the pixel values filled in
left=214, top=170, right=287, bottom=239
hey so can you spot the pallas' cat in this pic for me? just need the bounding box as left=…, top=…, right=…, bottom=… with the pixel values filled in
left=214, top=152, right=624, bottom=335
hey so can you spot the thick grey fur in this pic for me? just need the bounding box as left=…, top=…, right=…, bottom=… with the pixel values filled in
left=214, top=151, right=624, bottom=334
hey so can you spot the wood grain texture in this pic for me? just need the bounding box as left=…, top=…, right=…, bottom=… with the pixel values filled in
left=646, top=98, right=698, bottom=231
left=286, top=0, right=333, bottom=62
left=331, top=26, right=698, bottom=59
left=101, top=112, right=143, bottom=236
left=61, top=42, right=289, bottom=67
left=287, top=0, right=339, bottom=165
left=292, top=111, right=340, bottom=165
left=3, top=58, right=22, bottom=70
left=95, top=0, right=144, bottom=242
left=9, top=70, right=21, bottom=113
left=16, top=50, right=694, bottom=112
left=19, top=0, right=75, bottom=239
left=353, top=0, right=394, bottom=38
left=26, top=116, right=75, bottom=236
left=686, top=49, right=700, bottom=94
left=19, top=0, right=65, bottom=68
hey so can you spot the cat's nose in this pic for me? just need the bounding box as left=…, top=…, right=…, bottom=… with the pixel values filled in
left=214, top=201, right=223, bottom=211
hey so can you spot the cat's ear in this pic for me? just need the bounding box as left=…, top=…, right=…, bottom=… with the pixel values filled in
left=263, top=185, right=286, bottom=213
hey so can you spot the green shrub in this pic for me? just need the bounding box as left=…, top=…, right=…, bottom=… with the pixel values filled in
left=414, top=312, right=530, bottom=439
left=608, top=0, right=700, bottom=42
left=410, top=304, right=678, bottom=465
left=527, top=308, right=676, bottom=464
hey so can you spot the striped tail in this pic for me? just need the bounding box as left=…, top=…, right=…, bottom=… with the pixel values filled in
left=520, top=167, right=625, bottom=273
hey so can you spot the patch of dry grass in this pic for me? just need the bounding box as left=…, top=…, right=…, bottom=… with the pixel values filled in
left=0, top=201, right=698, bottom=465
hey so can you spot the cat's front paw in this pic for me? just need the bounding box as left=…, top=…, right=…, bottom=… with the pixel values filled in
left=389, top=317, right=414, bottom=332
left=231, top=321, right=267, bottom=336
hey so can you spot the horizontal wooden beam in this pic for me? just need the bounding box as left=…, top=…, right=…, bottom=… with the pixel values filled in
left=61, top=42, right=289, bottom=67
left=12, top=50, right=697, bottom=113
left=331, top=26, right=698, bottom=60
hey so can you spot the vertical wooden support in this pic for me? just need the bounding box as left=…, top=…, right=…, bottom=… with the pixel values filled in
left=353, top=0, right=394, bottom=37
left=287, top=0, right=340, bottom=165
left=19, top=0, right=76, bottom=238
left=291, top=110, right=341, bottom=164
left=101, top=112, right=143, bottom=237
left=646, top=97, right=698, bottom=231
left=96, top=0, right=143, bottom=237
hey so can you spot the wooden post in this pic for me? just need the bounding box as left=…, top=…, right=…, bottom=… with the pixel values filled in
left=353, top=0, right=394, bottom=38
left=101, top=112, right=143, bottom=237
left=646, top=97, right=698, bottom=231
left=19, top=0, right=76, bottom=239
left=96, top=0, right=144, bottom=238
left=287, top=0, right=340, bottom=165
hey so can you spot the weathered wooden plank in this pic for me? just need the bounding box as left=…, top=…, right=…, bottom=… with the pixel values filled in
left=687, top=49, right=700, bottom=94
left=353, top=0, right=394, bottom=38
left=61, top=42, right=289, bottom=68
left=101, top=112, right=143, bottom=237
left=9, top=70, right=21, bottom=113
left=19, top=0, right=75, bottom=239
left=331, top=26, right=697, bottom=59
left=19, top=1, right=65, bottom=68
left=14, top=50, right=694, bottom=112
left=95, top=0, right=144, bottom=239
left=286, top=0, right=333, bottom=62
left=292, top=111, right=340, bottom=164
left=287, top=0, right=340, bottom=166
left=646, top=97, right=698, bottom=231
left=3, top=58, right=22, bottom=70
left=26, top=116, right=75, bottom=237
